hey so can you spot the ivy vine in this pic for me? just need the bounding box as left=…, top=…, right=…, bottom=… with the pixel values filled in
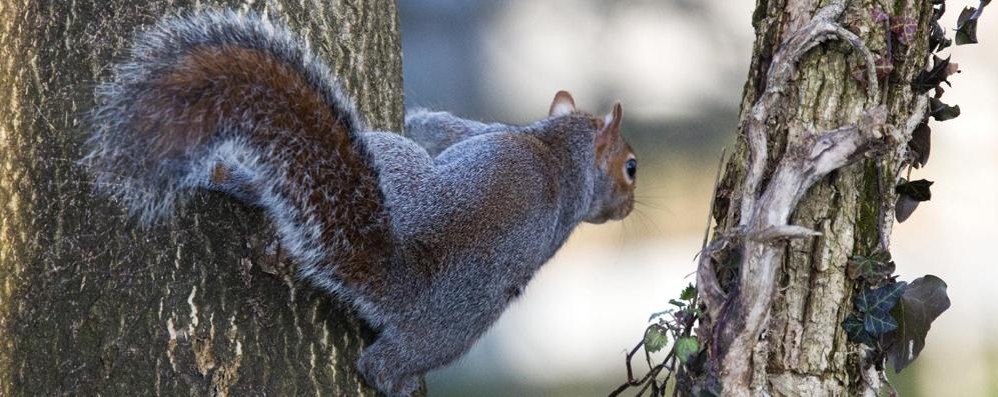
left=612, top=1, right=989, bottom=395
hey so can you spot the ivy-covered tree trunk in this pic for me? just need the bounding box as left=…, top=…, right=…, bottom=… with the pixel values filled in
left=0, top=0, right=404, bottom=395
left=689, top=0, right=938, bottom=395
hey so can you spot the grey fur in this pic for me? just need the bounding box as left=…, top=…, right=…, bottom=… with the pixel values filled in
left=404, top=108, right=505, bottom=157
left=83, top=10, right=633, bottom=397
left=357, top=114, right=602, bottom=395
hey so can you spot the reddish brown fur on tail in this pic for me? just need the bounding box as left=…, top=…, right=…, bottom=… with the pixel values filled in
left=139, top=45, right=350, bottom=155
left=134, top=44, right=392, bottom=295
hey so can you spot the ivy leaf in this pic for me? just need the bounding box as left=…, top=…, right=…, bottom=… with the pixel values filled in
left=890, top=17, right=918, bottom=45
left=865, top=310, right=899, bottom=335
left=912, top=55, right=957, bottom=93
left=851, top=55, right=895, bottom=84
left=871, top=8, right=889, bottom=23
left=856, top=281, right=908, bottom=316
left=680, top=283, right=697, bottom=301
left=894, top=174, right=934, bottom=222
left=885, top=275, right=951, bottom=372
left=847, top=252, right=896, bottom=283
left=895, top=195, right=920, bottom=223
left=674, top=337, right=700, bottom=364
left=843, top=313, right=877, bottom=345
left=929, top=21, right=952, bottom=52
left=648, top=309, right=672, bottom=322
left=896, top=179, right=933, bottom=201
left=929, top=97, right=961, bottom=121
left=855, top=281, right=908, bottom=336
left=909, top=122, right=931, bottom=168
left=644, top=324, right=669, bottom=353
left=956, top=0, right=992, bottom=45
left=932, top=0, right=947, bottom=21
left=875, top=56, right=895, bottom=81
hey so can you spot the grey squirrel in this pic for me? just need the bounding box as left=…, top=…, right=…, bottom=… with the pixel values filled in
left=83, top=10, right=637, bottom=397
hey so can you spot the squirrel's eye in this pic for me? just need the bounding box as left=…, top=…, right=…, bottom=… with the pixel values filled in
left=624, top=158, right=637, bottom=182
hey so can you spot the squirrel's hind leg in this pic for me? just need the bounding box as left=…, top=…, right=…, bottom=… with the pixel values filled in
left=356, top=331, right=424, bottom=397
left=200, top=162, right=263, bottom=204
left=357, top=309, right=494, bottom=397
left=184, top=139, right=266, bottom=205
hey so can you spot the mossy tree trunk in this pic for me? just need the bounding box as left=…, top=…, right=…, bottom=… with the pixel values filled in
left=690, top=0, right=934, bottom=395
left=0, top=0, right=404, bottom=395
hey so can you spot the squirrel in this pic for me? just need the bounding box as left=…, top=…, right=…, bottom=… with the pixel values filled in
left=83, top=10, right=637, bottom=397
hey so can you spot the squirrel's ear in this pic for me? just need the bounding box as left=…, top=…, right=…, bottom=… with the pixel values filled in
left=596, top=102, right=623, bottom=153
left=549, top=90, right=576, bottom=117
left=603, top=102, right=622, bottom=131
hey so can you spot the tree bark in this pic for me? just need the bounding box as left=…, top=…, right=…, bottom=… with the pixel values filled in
left=0, top=0, right=404, bottom=395
left=691, top=0, right=933, bottom=395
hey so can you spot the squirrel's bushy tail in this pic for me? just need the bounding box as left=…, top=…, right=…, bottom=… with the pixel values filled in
left=84, top=10, right=371, bottom=220
left=83, top=10, right=393, bottom=290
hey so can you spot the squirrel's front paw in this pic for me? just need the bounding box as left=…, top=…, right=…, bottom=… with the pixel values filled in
left=357, top=347, right=420, bottom=397
left=391, top=376, right=422, bottom=397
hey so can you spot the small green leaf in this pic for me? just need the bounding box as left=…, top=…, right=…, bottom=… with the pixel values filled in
left=669, top=299, right=687, bottom=308
left=674, top=337, right=700, bottom=364
left=644, top=324, right=669, bottom=353
left=843, top=314, right=876, bottom=345
left=847, top=251, right=895, bottom=282
left=680, top=284, right=697, bottom=301
left=885, top=275, right=951, bottom=372
left=864, top=310, right=899, bottom=335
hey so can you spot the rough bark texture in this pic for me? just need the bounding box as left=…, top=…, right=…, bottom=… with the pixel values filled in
left=0, top=0, right=404, bottom=395
left=694, top=0, right=934, bottom=395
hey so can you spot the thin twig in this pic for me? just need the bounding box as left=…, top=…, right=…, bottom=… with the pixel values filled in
left=699, top=148, right=727, bottom=255
left=609, top=348, right=675, bottom=397
left=696, top=149, right=729, bottom=321
left=892, top=95, right=930, bottom=180
left=635, top=364, right=667, bottom=397
left=696, top=236, right=729, bottom=321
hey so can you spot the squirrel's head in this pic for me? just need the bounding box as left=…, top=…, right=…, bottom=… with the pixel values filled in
left=548, top=91, right=636, bottom=224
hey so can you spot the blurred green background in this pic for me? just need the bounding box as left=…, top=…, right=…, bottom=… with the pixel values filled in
left=398, top=1, right=998, bottom=396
